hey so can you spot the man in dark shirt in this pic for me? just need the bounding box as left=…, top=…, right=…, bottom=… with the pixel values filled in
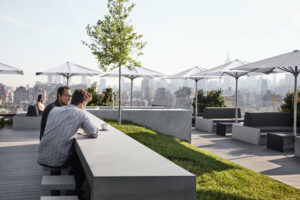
left=40, top=86, right=72, bottom=140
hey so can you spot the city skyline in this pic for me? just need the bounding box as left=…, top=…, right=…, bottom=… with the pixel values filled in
left=1, top=0, right=300, bottom=87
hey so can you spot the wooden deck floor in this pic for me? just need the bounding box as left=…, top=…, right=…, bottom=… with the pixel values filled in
left=0, top=127, right=43, bottom=200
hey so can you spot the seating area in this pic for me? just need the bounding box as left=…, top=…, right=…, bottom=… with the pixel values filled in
left=195, top=107, right=243, bottom=133
left=232, top=112, right=294, bottom=145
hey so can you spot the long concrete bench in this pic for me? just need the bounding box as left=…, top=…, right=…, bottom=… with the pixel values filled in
left=232, top=112, right=294, bottom=145
left=12, top=114, right=41, bottom=130
left=75, top=112, right=196, bottom=200
left=195, top=107, right=243, bottom=133
left=87, top=108, right=192, bottom=143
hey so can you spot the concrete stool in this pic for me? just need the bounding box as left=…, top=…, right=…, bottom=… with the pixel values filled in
left=42, top=175, right=76, bottom=191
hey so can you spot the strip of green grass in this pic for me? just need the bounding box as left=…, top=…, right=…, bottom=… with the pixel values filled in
left=107, top=121, right=300, bottom=200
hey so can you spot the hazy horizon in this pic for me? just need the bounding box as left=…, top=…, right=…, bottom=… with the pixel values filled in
left=1, top=0, right=299, bottom=87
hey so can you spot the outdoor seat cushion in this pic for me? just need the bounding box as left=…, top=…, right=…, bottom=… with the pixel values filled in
left=203, top=107, right=241, bottom=119
left=258, top=126, right=293, bottom=132
left=244, top=112, right=292, bottom=127
left=212, top=118, right=244, bottom=123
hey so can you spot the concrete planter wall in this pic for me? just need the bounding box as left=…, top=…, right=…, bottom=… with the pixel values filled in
left=13, top=114, right=42, bottom=130
left=87, top=109, right=192, bottom=143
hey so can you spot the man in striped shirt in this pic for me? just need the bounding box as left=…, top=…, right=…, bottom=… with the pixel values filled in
left=37, top=89, right=99, bottom=167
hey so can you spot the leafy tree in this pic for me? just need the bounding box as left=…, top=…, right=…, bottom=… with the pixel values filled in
left=99, top=88, right=116, bottom=106
left=280, top=90, right=300, bottom=125
left=86, top=87, right=99, bottom=106
left=83, top=0, right=146, bottom=124
left=194, top=89, right=226, bottom=114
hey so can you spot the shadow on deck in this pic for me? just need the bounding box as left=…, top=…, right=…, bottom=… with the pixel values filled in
left=0, top=127, right=42, bottom=200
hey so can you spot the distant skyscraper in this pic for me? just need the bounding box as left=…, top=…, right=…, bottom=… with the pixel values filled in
left=82, top=76, right=87, bottom=85
left=225, top=51, right=231, bottom=63
left=99, top=78, right=106, bottom=92
left=54, top=75, right=62, bottom=84
left=47, top=75, right=54, bottom=85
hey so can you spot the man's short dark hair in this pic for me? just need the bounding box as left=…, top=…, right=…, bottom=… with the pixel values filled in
left=71, top=89, right=92, bottom=106
left=57, top=86, right=70, bottom=98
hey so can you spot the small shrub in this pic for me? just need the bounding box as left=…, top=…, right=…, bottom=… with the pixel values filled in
left=194, top=89, right=226, bottom=114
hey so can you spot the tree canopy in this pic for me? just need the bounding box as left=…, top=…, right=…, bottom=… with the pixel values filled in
left=83, top=0, right=146, bottom=124
left=82, top=0, right=146, bottom=71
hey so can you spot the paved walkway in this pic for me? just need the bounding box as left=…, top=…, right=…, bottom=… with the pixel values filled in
left=191, top=129, right=300, bottom=189
left=0, top=127, right=42, bottom=200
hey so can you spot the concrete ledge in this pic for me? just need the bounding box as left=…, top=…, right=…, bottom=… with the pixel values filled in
left=75, top=112, right=196, bottom=200
left=12, top=114, right=41, bottom=130
left=195, top=117, right=213, bottom=133
left=232, top=124, right=266, bottom=145
left=87, top=109, right=192, bottom=143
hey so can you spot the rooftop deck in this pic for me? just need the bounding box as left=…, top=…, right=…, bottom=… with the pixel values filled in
left=0, top=127, right=42, bottom=200
left=192, top=129, right=300, bottom=189
left=1, top=126, right=299, bottom=200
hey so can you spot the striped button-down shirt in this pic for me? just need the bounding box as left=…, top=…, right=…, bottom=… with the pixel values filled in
left=37, top=104, right=98, bottom=167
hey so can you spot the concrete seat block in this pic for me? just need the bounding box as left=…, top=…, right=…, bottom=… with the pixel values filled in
left=40, top=196, right=78, bottom=200
left=232, top=124, right=263, bottom=145
left=195, top=117, right=213, bottom=133
left=13, top=114, right=41, bottom=130
left=41, top=175, right=75, bottom=190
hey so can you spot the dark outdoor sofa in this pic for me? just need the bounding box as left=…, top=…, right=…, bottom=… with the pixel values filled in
left=195, top=107, right=243, bottom=132
left=232, top=112, right=294, bottom=145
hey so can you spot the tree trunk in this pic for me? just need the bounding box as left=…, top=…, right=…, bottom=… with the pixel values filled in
left=118, top=65, right=122, bottom=125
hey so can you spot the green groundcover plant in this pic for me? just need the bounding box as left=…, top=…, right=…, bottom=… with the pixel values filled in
left=107, top=121, right=300, bottom=200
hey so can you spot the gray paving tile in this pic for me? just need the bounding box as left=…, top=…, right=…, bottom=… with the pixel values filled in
left=191, top=128, right=300, bottom=189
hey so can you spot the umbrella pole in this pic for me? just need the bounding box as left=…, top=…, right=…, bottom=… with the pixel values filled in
left=235, top=77, right=238, bottom=123
left=293, top=72, right=298, bottom=136
left=195, top=79, right=198, bottom=117
left=118, top=66, right=122, bottom=124
left=67, top=77, right=69, bottom=86
left=131, top=78, right=133, bottom=108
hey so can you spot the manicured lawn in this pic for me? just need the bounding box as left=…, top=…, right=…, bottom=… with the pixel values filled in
left=108, top=121, right=300, bottom=200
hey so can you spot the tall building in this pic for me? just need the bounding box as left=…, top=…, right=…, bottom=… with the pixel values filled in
left=153, top=88, right=170, bottom=107
left=82, top=76, right=87, bottom=85
left=99, top=78, right=107, bottom=93
left=225, top=51, right=231, bottom=63
left=14, top=86, right=30, bottom=104
left=175, top=87, right=192, bottom=109
left=31, top=86, right=47, bottom=104
left=54, top=75, right=62, bottom=84
left=47, top=75, right=54, bottom=85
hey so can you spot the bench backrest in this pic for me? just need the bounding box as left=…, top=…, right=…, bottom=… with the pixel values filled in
left=203, top=107, right=241, bottom=119
left=244, top=112, right=293, bottom=127
left=26, top=105, right=39, bottom=116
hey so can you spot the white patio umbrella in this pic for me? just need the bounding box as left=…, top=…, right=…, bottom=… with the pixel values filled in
left=0, top=62, right=24, bottom=75
left=235, top=50, right=300, bottom=136
left=36, top=62, right=101, bottom=86
left=169, top=66, right=214, bottom=117
left=101, top=66, right=166, bottom=107
left=193, top=60, right=254, bottom=123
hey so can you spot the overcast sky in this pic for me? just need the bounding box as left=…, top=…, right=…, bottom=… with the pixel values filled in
left=1, top=0, right=300, bottom=87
